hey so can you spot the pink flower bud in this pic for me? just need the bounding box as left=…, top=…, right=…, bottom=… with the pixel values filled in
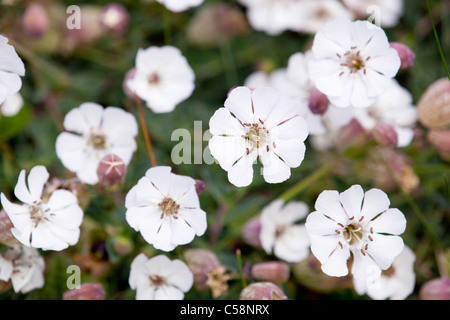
left=195, top=179, right=206, bottom=195
left=390, top=42, right=415, bottom=69
left=427, top=129, right=450, bottom=161
left=97, top=154, right=127, bottom=187
left=240, top=282, right=287, bottom=300
left=251, top=261, right=290, bottom=283
left=335, top=119, right=367, bottom=151
left=22, top=3, right=49, bottom=38
left=241, top=216, right=262, bottom=249
left=418, top=78, right=450, bottom=129
left=419, top=278, right=450, bottom=300
left=184, top=249, right=221, bottom=290
left=308, top=88, right=330, bottom=115
left=63, top=283, right=106, bottom=300
left=99, top=3, right=129, bottom=34
left=372, top=122, right=398, bottom=147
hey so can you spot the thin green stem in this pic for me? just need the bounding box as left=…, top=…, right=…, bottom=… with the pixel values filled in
left=235, top=249, right=247, bottom=288
left=427, top=0, right=450, bottom=80
left=279, top=160, right=336, bottom=202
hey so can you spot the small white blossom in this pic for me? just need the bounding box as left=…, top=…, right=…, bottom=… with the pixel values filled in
left=353, top=80, right=418, bottom=148
left=238, top=0, right=304, bottom=35
left=156, top=0, right=204, bottom=12
left=127, top=46, right=195, bottom=113
left=1, top=92, right=24, bottom=117
left=353, top=245, right=416, bottom=300
left=305, top=185, right=406, bottom=279
left=208, top=86, right=309, bottom=187
left=0, top=35, right=25, bottom=105
left=125, top=166, right=207, bottom=252
left=55, top=102, right=138, bottom=185
left=308, top=18, right=401, bottom=108
left=0, top=245, right=45, bottom=294
left=129, top=253, right=193, bottom=300
left=259, top=199, right=310, bottom=263
left=0, top=166, right=84, bottom=251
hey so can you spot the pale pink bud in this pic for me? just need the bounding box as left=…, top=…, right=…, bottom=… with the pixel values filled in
left=99, top=3, right=129, bottom=34
left=184, top=249, right=221, bottom=290
left=241, top=216, right=262, bottom=249
left=97, top=154, right=127, bottom=187
left=23, top=3, right=49, bottom=38
left=240, top=282, right=287, bottom=300
left=427, top=129, right=450, bottom=161
left=418, top=78, right=450, bottom=129
left=308, top=88, right=330, bottom=115
left=251, top=261, right=290, bottom=283
left=419, top=278, right=450, bottom=300
left=63, top=283, right=106, bottom=300
left=335, top=119, right=367, bottom=151
left=195, top=179, right=206, bottom=195
left=390, top=42, right=415, bottom=69
left=372, top=122, right=398, bottom=147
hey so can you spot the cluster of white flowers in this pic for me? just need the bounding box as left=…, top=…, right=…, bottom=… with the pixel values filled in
left=0, top=0, right=420, bottom=301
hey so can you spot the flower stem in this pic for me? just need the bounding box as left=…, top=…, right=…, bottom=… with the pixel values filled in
left=235, top=248, right=247, bottom=288
left=135, top=96, right=158, bottom=167
left=279, top=160, right=336, bottom=202
left=427, top=0, right=450, bottom=80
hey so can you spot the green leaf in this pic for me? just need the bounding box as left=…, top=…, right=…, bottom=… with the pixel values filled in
left=0, top=106, right=32, bottom=142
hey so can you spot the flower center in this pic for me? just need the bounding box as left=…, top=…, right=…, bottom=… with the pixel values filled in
left=90, top=133, right=107, bottom=150
left=342, top=223, right=363, bottom=245
left=382, top=265, right=396, bottom=278
left=29, top=202, right=49, bottom=227
left=148, top=73, right=160, bottom=86
left=158, top=197, right=180, bottom=218
left=244, top=122, right=269, bottom=153
left=338, top=47, right=371, bottom=76
left=335, top=217, right=374, bottom=256
left=149, top=275, right=166, bottom=287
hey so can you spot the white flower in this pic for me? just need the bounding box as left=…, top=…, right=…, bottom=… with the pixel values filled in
left=308, top=18, right=401, bottom=108
left=125, top=166, right=207, bottom=252
left=1, top=92, right=24, bottom=117
left=342, top=0, right=404, bottom=28
left=353, top=245, right=416, bottom=300
left=305, top=184, right=406, bottom=279
left=352, top=80, right=418, bottom=148
left=155, top=0, right=204, bottom=12
left=238, top=0, right=304, bottom=35
left=127, top=46, right=195, bottom=113
left=259, top=199, right=310, bottom=263
left=0, top=245, right=45, bottom=294
left=129, top=253, right=193, bottom=300
left=0, top=35, right=25, bottom=105
left=208, top=86, right=309, bottom=187
left=298, top=0, right=354, bottom=34
left=55, top=102, right=138, bottom=185
left=0, top=165, right=84, bottom=251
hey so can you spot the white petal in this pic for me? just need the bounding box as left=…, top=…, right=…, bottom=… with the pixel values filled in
left=263, top=94, right=299, bottom=130
left=164, top=259, right=193, bottom=292
left=370, top=208, right=406, bottom=235
left=305, top=210, right=340, bottom=237
left=14, top=170, right=32, bottom=204
left=178, top=208, right=207, bottom=236
left=46, top=190, right=83, bottom=229
left=170, top=217, right=196, bottom=246
left=55, top=132, right=87, bottom=172
left=153, top=220, right=176, bottom=252
left=260, top=151, right=291, bottom=184
left=208, top=135, right=246, bottom=172
left=366, top=233, right=404, bottom=270
left=395, top=126, right=415, bottom=148
left=209, top=107, right=246, bottom=137
left=251, top=86, right=280, bottom=122
left=125, top=176, right=163, bottom=208
left=101, top=107, right=138, bottom=139
left=0, top=71, right=22, bottom=100
left=27, top=166, right=49, bottom=202
left=31, top=223, right=69, bottom=251
left=169, top=174, right=196, bottom=201
left=351, top=249, right=380, bottom=280
left=273, top=139, right=306, bottom=168
left=312, top=236, right=350, bottom=277
left=227, top=152, right=257, bottom=187
left=365, top=49, right=400, bottom=79
left=154, top=285, right=184, bottom=300
left=350, top=76, right=376, bottom=108
left=224, top=86, right=254, bottom=124
left=339, top=185, right=364, bottom=219
left=314, top=190, right=347, bottom=223
left=63, top=102, right=104, bottom=134
left=360, top=188, right=391, bottom=221
left=145, top=166, right=173, bottom=197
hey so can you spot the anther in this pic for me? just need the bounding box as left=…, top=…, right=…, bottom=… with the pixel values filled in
left=359, top=216, right=364, bottom=222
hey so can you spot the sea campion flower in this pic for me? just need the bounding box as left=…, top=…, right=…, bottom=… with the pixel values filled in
left=308, top=18, right=400, bottom=108
left=129, top=253, right=193, bottom=300
left=0, top=166, right=84, bottom=251
left=353, top=246, right=416, bottom=300
left=0, top=35, right=25, bottom=105
left=126, top=46, right=195, bottom=113
left=0, top=245, right=45, bottom=294
left=305, top=185, right=406, bottom=279
left=55, top=103, right=138, bottom=185
left=259, top=199, right=310, bottom=263
left=125, top=166, right=207, bottom=252
left=155, top=0, right=204, bottom=12
left=208, top=86, right=308, bottom=187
